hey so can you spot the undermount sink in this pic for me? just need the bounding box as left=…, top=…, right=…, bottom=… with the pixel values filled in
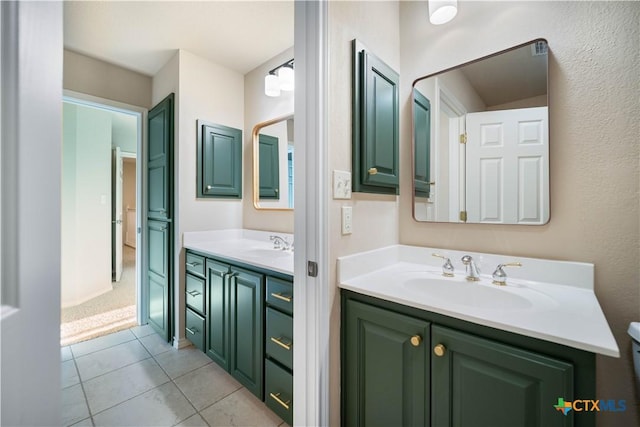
left=242, top=248, right=293, bottom=258
left=398, top=271, right=552, bottom=311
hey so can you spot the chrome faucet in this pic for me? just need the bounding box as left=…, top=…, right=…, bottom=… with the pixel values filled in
left=492, top=262, right=522, bottom=286
left=461, top=255, right=480, bottom=281
left=432, top=253, right=455, bottom=277
left=269, top=235, right=292, bottom=251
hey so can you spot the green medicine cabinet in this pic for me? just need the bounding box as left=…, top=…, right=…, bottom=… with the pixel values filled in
left=352, top=39, right=400, bottom=195
left=196, top=120, right=242, bottom=198
left=258, top=133, right=280, bottom=199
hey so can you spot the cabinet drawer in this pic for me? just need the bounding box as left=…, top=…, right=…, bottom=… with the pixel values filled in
left=185, top=308, right=205, bottom=352
left=266, top=277, right=293, bottom=315
left=266, top=308, right=293, bottom=370
left=265, top=359, right=293, bottom=426
left=186, top=273, right=205, bottom=314
left=185, top=252, right=205, bottom=277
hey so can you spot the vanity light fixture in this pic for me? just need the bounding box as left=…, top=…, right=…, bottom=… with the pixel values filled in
left=264, top=58, right=294, bottom=97
left=428, top=0, right=458, bottom=25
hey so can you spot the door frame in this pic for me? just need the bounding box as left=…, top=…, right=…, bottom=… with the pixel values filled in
left=293, top=1, right=329, bottom=426
left=63, top=89, right=147, bottom=325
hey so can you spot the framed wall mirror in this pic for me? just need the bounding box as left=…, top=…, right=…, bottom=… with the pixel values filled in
left=412, top=39, right=549, bottom=225
left=252, top=114, right=294, bottom=211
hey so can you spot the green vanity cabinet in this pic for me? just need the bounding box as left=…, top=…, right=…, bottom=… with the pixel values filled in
left=342, top=290, right=596, bottom=427
left=185, top=249, right=295, bottom=420
left=196, top=121, right=242, bottom=199
left=264, top=277, right=294, bottom=425
left=352, top=39, right=400, bottom=195
left=202, top=257, right=263, bottom=398
left=343, top=299, right=430, bottom=427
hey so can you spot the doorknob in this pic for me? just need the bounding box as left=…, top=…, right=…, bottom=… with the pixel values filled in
left=433, top=344, right=446, bottom=357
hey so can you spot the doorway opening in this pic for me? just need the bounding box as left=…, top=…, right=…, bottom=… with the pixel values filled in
left=61, top=94, right=144, bottom=346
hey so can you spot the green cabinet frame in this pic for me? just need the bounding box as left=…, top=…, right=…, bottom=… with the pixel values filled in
left=352, top=39, right=400, bottom=195
left=258, top=133, right=280, bottom=199
left=197, top=120, right=242, bottom=199
left=413, top=89, right=432, bottom=198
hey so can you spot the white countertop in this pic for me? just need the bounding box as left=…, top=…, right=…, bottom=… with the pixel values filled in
left=338, top=245, right=619, bottom=357
left=183, top=229, right=294, bottom=276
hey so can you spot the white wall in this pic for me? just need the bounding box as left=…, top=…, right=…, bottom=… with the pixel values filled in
left=152, top=49, right=245, bottom=346
left=1, top=2, right=63, bottom=424
left=327, top=2, right=401, bottom=425
left=61, top=102, right=114, bottom=308
left=243, top=47, right=295, bottom=233
left=399, top=2, right=640, bottom=425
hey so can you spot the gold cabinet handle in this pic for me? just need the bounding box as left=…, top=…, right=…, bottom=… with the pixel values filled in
left=271, top=292, right=292, bottom=303
left=186, top=327, right=198, bottom=335
left=410, top=335, right=422, bottom=347
left=368, top=167, right=378, bottom=175
left=186, top=290, right=201, bottom=297
left=434, top=344, right=446, bottom=357
left=186, top=261, right=201, bottom=268
left=427, top=181, right=436, bottom=185
left=269, top=392, right=291, bottom=410
left=270, top=336, right=292, bottom=351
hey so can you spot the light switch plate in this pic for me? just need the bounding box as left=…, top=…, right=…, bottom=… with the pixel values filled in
left=333, top=170, right=352, bottom=199
left=342, top=206, right=353, bottom=235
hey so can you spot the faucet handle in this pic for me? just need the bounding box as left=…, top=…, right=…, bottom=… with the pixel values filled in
left=432, top=253, right=454, bottom=277
left=492, top=262, right=522, bottom=286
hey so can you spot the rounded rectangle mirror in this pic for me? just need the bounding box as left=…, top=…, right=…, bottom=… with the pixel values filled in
left=253, top=114, right=294, bottom=211
left=412, top=39, right=549, bottom=225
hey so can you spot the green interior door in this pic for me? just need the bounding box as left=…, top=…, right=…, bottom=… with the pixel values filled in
left=145, top=93, right=174, bottom=341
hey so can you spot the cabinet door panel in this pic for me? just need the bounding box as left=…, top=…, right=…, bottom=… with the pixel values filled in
left=432, top=325, right=573, bottom=427
left=206, top=260, right=230, bottom=370
left=344, top=299, right=429, bottom=427
left=230, top=268, right=264, bottom=399
left=197, top=121, right=242, bottom=198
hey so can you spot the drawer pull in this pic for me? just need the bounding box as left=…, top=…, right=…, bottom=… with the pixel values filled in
left=186, top=327, right=199, bottom=335
left=271, top=292, right=292, bottom=303
left=269, top=392, right=291, bottom=410
left=186, top=262, right=201, bottom=268
left=186, top=290, right=201, bottom=297
left=270, top=336, right=292, bottom=351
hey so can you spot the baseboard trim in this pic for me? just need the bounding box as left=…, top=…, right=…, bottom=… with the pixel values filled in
left=173, top=336, right=192, bottom=349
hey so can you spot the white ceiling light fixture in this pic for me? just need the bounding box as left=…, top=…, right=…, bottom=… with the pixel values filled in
left=265, top=59, right=294, bottom=97
left=429, top=0, right=458, bottom=25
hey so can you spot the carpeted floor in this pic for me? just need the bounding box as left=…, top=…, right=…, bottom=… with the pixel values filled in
left=61, top=246, right=138, bottom=346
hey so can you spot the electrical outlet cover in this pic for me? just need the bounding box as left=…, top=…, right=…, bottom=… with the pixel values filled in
left=333, top=170, right=352, bottom=199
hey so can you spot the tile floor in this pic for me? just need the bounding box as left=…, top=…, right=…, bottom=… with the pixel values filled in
left=61, top=325, right=288, bottom=427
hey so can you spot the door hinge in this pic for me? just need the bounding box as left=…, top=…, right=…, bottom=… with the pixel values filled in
left=459, top=133, right=467, bottom=144
left=307, top=261, right=318, bottom=277
left=459, top=211, right=468, bottom=222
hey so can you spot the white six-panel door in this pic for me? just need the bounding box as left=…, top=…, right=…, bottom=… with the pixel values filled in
left=466, top=107, right=549, bottom=224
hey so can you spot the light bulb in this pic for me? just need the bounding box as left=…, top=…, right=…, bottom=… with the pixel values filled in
left=429, top=0, right=457, bottom=25
left=278, top=66, right=294, bottom=92
left=265, top=73, right=280, bottom=97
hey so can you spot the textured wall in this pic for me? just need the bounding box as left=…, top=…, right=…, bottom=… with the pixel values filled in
left=64, top=49, right=152, bottom=108
left=399, top=2, right=640, bottom=425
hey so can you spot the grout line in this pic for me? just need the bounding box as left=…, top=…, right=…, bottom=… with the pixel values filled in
left=72, top=357, right=93, bottom=424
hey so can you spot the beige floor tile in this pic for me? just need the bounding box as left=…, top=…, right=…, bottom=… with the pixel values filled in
left=61, top=359, right=80, bottom=389
left=83, top=358, right=170, bottom=414
left=200, top=388, right=282, bottom=427
left=75, top=340, right=150, bottom=381
left=139, top=332, right=174, bottom=356
left=70, top=417, right=94, bottom=427
left=61, top=384, right=90, bottom=427
left=70, top=329, right=136, bottom=358
left=175, top=413, right=209, bottom=427
left=130, top=323, right=156, bottom=338
left=174, top=362, right=242, bottom=410
left=92, top=382, right=196, bottom=427
left=61, top=346, right=73, bottom=362
left=154, top=346, right=212, bottom=379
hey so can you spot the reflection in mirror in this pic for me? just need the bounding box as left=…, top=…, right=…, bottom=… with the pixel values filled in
left=253, top=115, right=294, bottom=210
left=413, top=40, right=549, bottom=225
